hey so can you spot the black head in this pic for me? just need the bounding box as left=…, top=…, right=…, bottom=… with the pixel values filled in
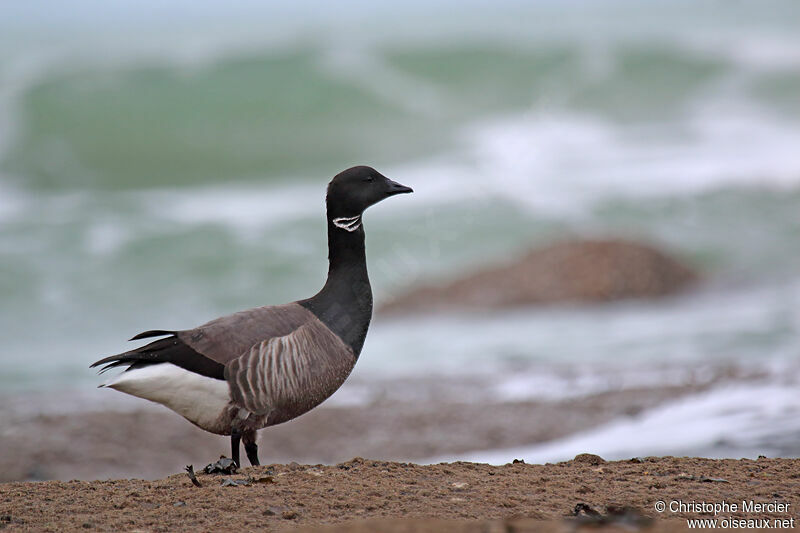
left=326, top=166, right=412, bottom=218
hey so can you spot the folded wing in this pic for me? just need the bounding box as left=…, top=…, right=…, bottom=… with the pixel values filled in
left=91, top=303, right=315, bottom=380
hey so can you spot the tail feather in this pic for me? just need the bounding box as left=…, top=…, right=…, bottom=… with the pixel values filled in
left=94, top=357, right=156, bottom=374
left=90, top=333, right=226, bottom=380
left=129, top=329, right=176, bottom=341
left=90, top=335, right=178, bottom=373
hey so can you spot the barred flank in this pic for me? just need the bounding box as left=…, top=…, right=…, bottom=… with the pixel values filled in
left=225, top=318, right=356, bottom=420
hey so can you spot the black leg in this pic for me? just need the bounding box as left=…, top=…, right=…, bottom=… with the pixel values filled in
left=245, top=441, right=260, bottom=466
left=243, top=429, right=260, bottom=466
left=231, top=427, right=241, bottom=468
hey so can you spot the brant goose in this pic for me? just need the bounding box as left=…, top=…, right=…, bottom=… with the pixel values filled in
left=91, top=166, right=412, bottom=467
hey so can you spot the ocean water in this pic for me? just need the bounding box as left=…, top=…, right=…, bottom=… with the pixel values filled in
left=1, top=0, right=799, bottom=461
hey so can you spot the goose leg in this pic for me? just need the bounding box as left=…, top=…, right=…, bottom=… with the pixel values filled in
left=231, top=427, right=242, bottom=468
left=243, top=430, right=260, bottom=466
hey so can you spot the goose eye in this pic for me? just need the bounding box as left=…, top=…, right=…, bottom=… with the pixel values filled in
left=363, top=176, right=374, bottom=182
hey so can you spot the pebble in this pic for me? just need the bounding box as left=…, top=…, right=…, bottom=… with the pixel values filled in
left=221, top=478, right=250, bottom=487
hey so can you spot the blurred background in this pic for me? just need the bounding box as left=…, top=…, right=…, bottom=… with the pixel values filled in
left=1, top=0, right=799, bottom=481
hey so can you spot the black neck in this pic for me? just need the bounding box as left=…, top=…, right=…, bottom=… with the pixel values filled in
left=299, top=215, right=373, bottom=356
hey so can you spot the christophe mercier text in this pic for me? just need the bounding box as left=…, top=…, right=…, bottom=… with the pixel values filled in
left=671, top=500, right=791, bottom=515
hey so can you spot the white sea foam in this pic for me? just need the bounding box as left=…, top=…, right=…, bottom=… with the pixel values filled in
left=432, top=382, right=800, bottom=464
left=0, top=180, right=24, bottom=223
left=140, top=182, right=323, bottom=232
left=688, top=33, right=800, bottom=71
left=445, top=105, right=800, bottom=217
left=491, top=365, right=712, bottom=403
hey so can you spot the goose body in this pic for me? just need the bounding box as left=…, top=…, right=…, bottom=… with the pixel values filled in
left=92, top=166, right=412, bottom=465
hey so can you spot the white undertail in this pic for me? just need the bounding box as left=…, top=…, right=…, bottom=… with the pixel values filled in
left=103, top=364, right=231, bottom=433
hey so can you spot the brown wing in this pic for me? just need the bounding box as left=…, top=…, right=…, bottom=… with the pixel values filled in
left=92, top=302, right=317, bottom=379
left=177, top=302, right=315, bottom=366
left=224, top=315, right=356, bottom=422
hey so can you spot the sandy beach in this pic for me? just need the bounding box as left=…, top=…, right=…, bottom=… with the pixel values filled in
left=3, top=374, right=797, bottom=532
left=1, top=456, right=797, bottom=532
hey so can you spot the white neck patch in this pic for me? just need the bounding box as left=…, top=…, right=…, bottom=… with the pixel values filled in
left=332, top=215, right=362, bottom=232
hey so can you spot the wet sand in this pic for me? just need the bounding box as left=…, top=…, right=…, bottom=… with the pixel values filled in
left=0, top=381, right=712, bottom=482
left=1, top=456, right=797, bottom=532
